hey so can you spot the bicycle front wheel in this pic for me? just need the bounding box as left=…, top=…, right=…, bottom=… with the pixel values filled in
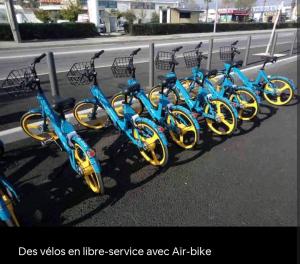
left=166, top=108, right=199, bottom=149
left=74, top=143, right=104, bottom=194
left=204, top=99, right=237, bottom=136
left=229, top=88, right=259, bottom=121
left=21, top=112, right=57, bottom=142
left=263, top=78, right=294, bottom=106
left=73, top=102, right=108, bottom=130
left=133, top=121, right=168, bottom=167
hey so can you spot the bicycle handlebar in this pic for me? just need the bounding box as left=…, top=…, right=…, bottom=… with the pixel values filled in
left=33, top=53, right=46, bottom=64
left=92, top=50, right=104, bottom=60
left=131, top=48, right=141, bottom=56
left=231, top=40, right=239, bottom=46
left=172, top=46, right=183, bottom=52
left=195, top=42, right=202, bottom=49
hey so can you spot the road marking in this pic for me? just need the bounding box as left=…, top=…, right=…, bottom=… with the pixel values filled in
left=0, top=54, right=297, bottom=144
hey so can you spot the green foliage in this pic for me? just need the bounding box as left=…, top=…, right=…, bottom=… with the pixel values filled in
left=150, top=12, right=160, bottom=23
left=34, top=9, right=51, bottom=23
left=0, top=23, right=99, bottom=41
left=120, top=10, right=137, bottom=24
left=129, top=22, right=298, bottom=36
left=60, top=0, right=82, bottom=22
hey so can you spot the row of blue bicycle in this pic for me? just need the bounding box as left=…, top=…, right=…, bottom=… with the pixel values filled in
left=0, top=41, right=296, bottom=226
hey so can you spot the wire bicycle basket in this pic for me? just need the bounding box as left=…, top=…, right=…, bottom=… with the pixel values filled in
left=1, top=67, right=35, bottom=98
left=219, top=46, right=234, bottom=61
left=111, top=57, right=132, bottom=78
left=67, top=62, right=92, bottom=86
left=183, top=50, right=202, bottom=68
left=155, top=51, right=174, bottom=70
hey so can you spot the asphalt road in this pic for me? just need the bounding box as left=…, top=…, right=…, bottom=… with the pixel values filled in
left=0, top=29, right=297, bottom=78
left=0, top=57, right=297, bottom=226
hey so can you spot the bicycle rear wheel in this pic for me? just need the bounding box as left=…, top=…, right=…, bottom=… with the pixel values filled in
left=111, top=92, right=143, bottom=117
left=263, top=78, right=294, bottom=106
left=73, top=102, right=108, bottom=130
left=148, top=85, right=179, bottom=108
left=21, top=112, right=57, bottom=142
left=166, top=108, right=199, bottom=149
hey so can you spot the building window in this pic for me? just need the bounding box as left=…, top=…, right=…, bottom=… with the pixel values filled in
left=98, top=1, right=117, bottom=8
left=131, top=2, right=155, bottom=9
left=179, top=12, right=191, bottom=19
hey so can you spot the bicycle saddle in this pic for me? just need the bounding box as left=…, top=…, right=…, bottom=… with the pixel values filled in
left=119, top=83, right=141, bottom=96
left=225, top=60, right=243, bottom=68
left=198, top=69, right=218, bottom=79
left=157, top=75, right=177, bottom=86
left=52, top=97, right=75, bottom=113
left=261, top=55, right=278, bottom=63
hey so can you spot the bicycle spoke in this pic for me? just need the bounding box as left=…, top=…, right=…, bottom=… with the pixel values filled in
left=27, top=124, right=40, bottom=129
left=221, top=118, right=233, bottom=130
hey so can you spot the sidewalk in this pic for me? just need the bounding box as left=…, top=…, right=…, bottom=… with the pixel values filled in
left=0, top=28, right=296, bottom=51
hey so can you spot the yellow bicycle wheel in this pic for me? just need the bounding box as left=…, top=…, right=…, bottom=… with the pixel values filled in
left=166, top=109, right=199, bottom=149
left=204, top=99, right=237, bottom=136
left=21, top=112, right=58, bottom=142
left=180, top=79, right=201, bottom=99
left=263, top=79, right=294, bottom=106
left=148, top=85, right=179, bottom=108
left=229, top=89, right=259, bottom=121
left=1, top=190, right=20, bottom=227
left=73, top=102, right=108, bottom=130
left=133, top=122, right=168, bottom=167
left=111, top=93, right=143, bottom=117
left=74, top=143, right=104, bottom=194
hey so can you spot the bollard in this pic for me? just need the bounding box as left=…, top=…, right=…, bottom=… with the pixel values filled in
left=47, top=52, right=60, bottom=97
left=270, top=32, right=278, bottom=56
left=243, top=35, right=252, bottom=67
left=149, top=42, right=155, bottom=88
left=289, top=31, right=297, bottom=57
left=207, top=38, right=214, bottom=71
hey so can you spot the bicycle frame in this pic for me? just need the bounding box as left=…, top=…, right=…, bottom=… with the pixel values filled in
left=0, top=176, right=19, bottom=223
left=84, top=84, right=152, bottom=149
left=28, top=88, right=101, bottom=175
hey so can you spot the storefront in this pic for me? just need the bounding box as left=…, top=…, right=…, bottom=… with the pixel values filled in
left=218, top=9, right=250, bottom=23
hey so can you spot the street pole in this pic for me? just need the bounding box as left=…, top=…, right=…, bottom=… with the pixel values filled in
left=149, top=42, right=154, bottom=88
left=213, top=0, right=218, bottom=33
left=47, top=52, right=60, bottom=97
left=265, top=1, right=283, bottom=55
left=4, top=0, right=21, bottom=43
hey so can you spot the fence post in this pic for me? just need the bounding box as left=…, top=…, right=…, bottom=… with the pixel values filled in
left=270, top=32, right=278, bottom=56
left=149, top=42, right=155, bottom=88
left=243, top=35, right=252, bottom=67
left=5, top=0, right=21, bottom=43
left=289, top=31, right=297, bottom=57
left=207, top=37, right=214, bottom=71
left=47, top=52, right=60, bottom=97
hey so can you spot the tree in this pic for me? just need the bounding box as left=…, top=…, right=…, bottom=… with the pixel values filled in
left=150, top=12, right=159, bottom=23
left=204, top=0, right=212, bottom=23
left=60, top=0, right=82, bottom=22
left=138, top=9, right=146, bottom=24
left=121, top=10, right=136, bottom=24
left=34, top=9, right=51, bottom=23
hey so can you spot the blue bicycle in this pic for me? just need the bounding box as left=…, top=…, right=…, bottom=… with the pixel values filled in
left=0, top=175, right=20, bottom=226
left=111, top=49, right=200, bottom=149
left=180, top=42, right=260, bottom=121
left=217, top=41, right=296, bottom=106
left=149, top=46, right=238, bottom=136
left=68, top=50, right=169, bottom=166
left=5, top=54, right=105, bottom=194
